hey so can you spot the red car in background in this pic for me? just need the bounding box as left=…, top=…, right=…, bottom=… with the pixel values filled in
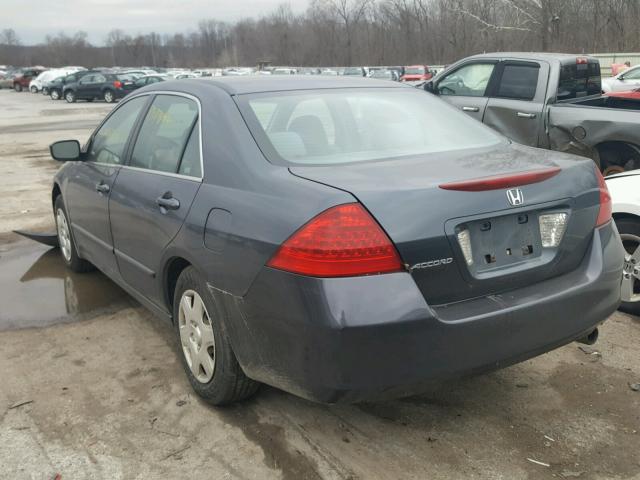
left=401, top=65, right=433, bottom=82
left=12, top=67, right=46, bottom=92
left=605, top=88, right=640, bottom=100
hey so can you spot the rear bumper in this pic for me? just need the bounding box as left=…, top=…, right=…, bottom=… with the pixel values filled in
left=218, top=223, right=623, bottom=403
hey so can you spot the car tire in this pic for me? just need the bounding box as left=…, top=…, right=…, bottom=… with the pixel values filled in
left=616, top=218, right=640, bottom=316
left=54, top=196, right=93, bottom=273
left=103, top=90, right=115, bottom=103
left=14, top=83, right=22, bottom=92
left=51, top=89, right=60, bottom=100
left=30, top=86, right=37, bottom=93
left=173, top=266, right=260, bottom=405
left=65, top=90, right=76, bottom=103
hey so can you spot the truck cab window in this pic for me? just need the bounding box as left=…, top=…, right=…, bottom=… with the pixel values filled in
left=437, top=63, right=495, bottom=97
left=495, top=64, right=539, bottom=101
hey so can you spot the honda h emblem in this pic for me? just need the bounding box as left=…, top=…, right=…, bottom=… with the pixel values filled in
left=506, top=188, right=524, bottom=206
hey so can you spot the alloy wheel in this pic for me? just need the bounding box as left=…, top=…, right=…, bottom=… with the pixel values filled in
left=104, top=91, right=114, bottom=103
left=56, top=208, right=72, bottom=262
left=178, top=290, right=216, bottom=383
left=621, top=233, right=640, bottom=303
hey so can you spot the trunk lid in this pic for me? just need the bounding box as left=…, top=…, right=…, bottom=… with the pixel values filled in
left=290, top=143, right=601, bottom=305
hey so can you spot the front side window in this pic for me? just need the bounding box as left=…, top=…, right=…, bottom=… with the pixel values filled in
left=437, top=63, right=496, bottom=97
left=495, top=64, right=539, bottom=101
left=241, top=88, right=503, bottom=166
left=86, top=96, right=147, bottom=165
left=130, top=95, right=199, bottom=174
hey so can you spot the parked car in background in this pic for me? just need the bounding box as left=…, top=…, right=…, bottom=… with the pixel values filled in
left=120, top=69, right=157, bottom=78
left=401, top=65, right=433, bottom=82
left=606, top=171, right=640, bottom=315
left=175, top=73, right=198, bottom=80
left=342, top=66, right=366, bottom=77
left=604, top=88, right=640, bottom=101
left=30, top=69, right=74, bottom=94
left=426, top=53, right=640, bottom=174
left=12, top=67, right=46, bottom=92
left=0, top=71, right=17, bottom=89
left=132, top=74, right=167, bottom=90
left=64, top=72, right=137, bottom=103
left=369, top=69, right=399, bottom=81
left=48, top=76, right=621, bottom=405
left=602, top=65, right=640, bottom=93
left=49, top=70, right=95, bottom=100
left=272, top=68, right=297, bottom=75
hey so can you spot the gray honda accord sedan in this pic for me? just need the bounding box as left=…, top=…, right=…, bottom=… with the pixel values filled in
left=48, top=76, right=623, bottom=404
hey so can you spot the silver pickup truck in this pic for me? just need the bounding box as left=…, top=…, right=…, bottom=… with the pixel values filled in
left=425, top=53, right=640, bottom=175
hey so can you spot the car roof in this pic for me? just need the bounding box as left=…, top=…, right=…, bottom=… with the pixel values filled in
left=465, top=52, right=598, bottom=63
left=147, top=75, right=408, bottom=95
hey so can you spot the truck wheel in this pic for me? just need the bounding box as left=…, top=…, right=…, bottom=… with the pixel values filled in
left=14, top=83, right=22, bottom=92
left=173, top=266, right=260, bottom=405
left=599, top=143, right=640, bottom=175
left=65, top=90, right=76, bottom=103
left=54, top=196, right=93, bottom=273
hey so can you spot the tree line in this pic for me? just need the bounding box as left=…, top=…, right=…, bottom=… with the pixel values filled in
left=1, top=0, right=639, bottom=69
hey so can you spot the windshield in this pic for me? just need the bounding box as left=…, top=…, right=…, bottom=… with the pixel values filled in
left=239, top=88, right=503, bottom=165
left=405, top=67, right=425, bottom=75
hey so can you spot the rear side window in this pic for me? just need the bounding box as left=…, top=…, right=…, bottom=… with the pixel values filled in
left=495, top=64, right=539, bottom=100
left=130, top=95, right=199, bottom=175
left=558, top=61, right=601, bottom=101
left=178, top=124, right=201, bottom=177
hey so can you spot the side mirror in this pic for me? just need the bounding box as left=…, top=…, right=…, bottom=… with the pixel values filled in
left=424, top=81, right=435, bottom=93
left=619, top=75, right=625, bottom=81
left=50, top=140, right=81, bottom=162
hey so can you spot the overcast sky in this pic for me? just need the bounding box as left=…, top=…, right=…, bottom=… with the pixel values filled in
left=3, top=0, right=309, bottom=45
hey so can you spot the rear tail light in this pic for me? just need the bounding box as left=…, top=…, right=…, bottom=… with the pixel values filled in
left=539, top=213, right=568, bottom=247
left=439, top=167, right=561, bottom=191
left=267, top=203, right=404, bottom=277
left=594, top=166, right=612, bottom=227
left=113, top=80, right=123, bottom=88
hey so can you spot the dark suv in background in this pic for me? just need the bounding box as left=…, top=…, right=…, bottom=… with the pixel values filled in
left=64, top=72, right=137, bottom=103
left=47, top=70, right=94, bottom=100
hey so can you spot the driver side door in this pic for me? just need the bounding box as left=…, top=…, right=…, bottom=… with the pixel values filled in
left=434, top=61, right=498, bottom=122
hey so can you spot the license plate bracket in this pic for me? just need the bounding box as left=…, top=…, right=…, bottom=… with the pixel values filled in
left=462, top=212, right=542, bottom=275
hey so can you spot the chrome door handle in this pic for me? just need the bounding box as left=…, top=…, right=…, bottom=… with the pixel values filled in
left=95, top=182, right=110, bottom=194
left=517, top=112, right=536, bottom=119
left=462, top=106, right=480, bottom=112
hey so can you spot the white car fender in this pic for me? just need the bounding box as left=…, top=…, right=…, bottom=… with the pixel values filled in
left=606, top=173, right=640, bottom=218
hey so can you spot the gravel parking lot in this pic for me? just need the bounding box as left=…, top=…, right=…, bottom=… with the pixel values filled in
left=1, top=89, right=639, bottom=480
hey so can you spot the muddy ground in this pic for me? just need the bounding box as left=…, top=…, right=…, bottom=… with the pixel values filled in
left=0, top=89, right=639, bottom=480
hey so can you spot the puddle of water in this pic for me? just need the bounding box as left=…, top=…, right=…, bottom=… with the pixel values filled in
left=0, top=242, right=132, bottom=331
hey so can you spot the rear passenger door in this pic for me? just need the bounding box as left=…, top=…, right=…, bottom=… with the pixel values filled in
left=483, top=61, right=548, bottom=147
left=109, top=93, right=202, bottom=304
left=434, top=61, right=498, bottom=122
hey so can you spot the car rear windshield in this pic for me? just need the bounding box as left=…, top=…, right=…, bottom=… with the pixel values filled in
left=238, top=88, right=502, bottom=165
left=557, top=60, right=602, bottom=101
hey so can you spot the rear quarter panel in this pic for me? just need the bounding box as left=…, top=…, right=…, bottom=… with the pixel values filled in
left=548, top=103, right=640, bottom=161
left=161, top=85, right=355, bottom=299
